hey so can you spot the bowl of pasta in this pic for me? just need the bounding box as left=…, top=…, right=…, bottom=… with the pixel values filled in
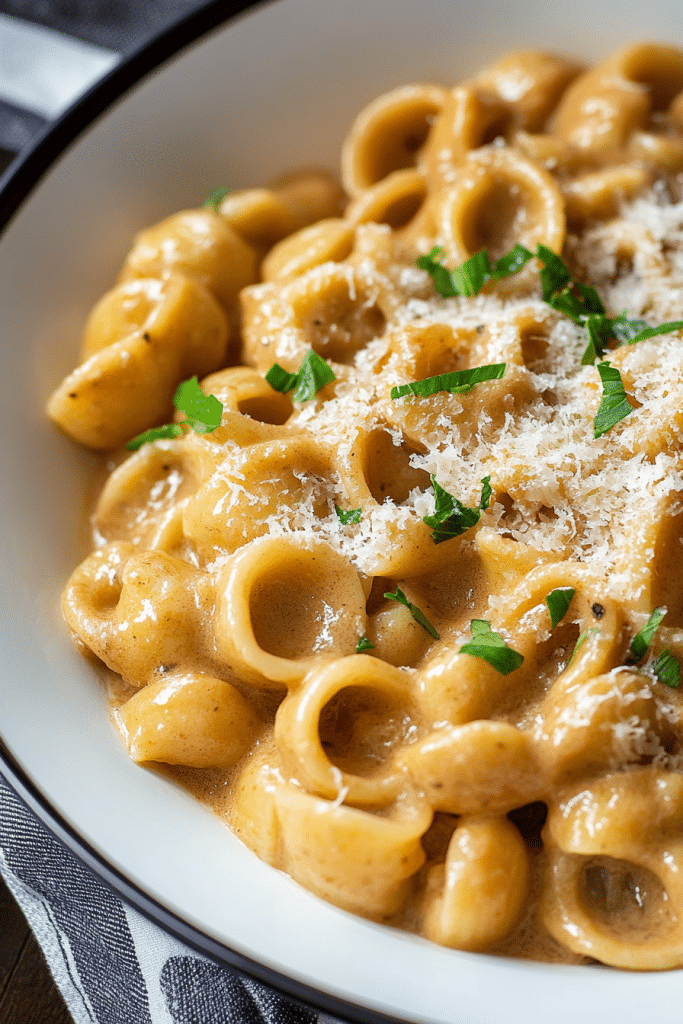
left=4, top=0, right=683, bottom=1020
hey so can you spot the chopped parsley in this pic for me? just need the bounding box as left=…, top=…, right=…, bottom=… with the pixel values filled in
left=266, top=348, right=335, bottom=402
left=423, top=475, right=491, bottom=544
left=417, top=245, right=533, bottom=297
left=522, top=245, right=683, bottom=366
left=578, top=310, right=683, bottom=365
left=355, top=636, right=375, bottom=653
left=626, top=608, right=680, bottom=687
left=568, top=626, right=600, bottom=664
left=545, top=587, right=575, bottom=629
left=459, top=619, right=524, bottom=675
left=126, top=376, right=223, bottom=451
left=383, top=586, right=440, bottom=640
left=417, top=242, right=683, bottom=369
left=203, top=186, right=230, bottom=212
left=390, top=363, right=506, bottom=400
left=612, top=315, right=683, bottom=346
left=593, top=362, right=633, bottom=438
left=652, top=651, right=681, bottom=688
left=335, top=504, right=362, bottom=525
left=630, top=607, right=666, bottom=661
left=535, top=243, right=605, bottom=342
left=480, top=475, right=492, bottom=510
left=126, top=423, right=184, bottom=449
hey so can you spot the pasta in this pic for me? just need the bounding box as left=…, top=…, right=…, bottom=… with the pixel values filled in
left=49, top=43, right=683, bottom=968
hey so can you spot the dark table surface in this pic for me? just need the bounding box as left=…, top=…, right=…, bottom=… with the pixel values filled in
left=0, top=871, right=73, bottom=1023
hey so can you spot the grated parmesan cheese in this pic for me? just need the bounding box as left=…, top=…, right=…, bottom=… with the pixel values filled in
left=215, top=188, right=683, bottom=614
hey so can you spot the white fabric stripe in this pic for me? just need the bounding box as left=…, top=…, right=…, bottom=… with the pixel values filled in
left=123, top=900, right=198, bottom=1024
left=0, top=13, right=118, bottom=119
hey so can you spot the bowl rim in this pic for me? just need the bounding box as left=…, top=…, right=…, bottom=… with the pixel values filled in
left=0, top=3, right=407, bottom=1020
left=0, top=0, right=270, bottom=230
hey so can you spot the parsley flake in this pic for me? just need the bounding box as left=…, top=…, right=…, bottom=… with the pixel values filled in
left=479, top=475, right=492, bottom=510
left=384, top=586, right=440, bottom=639
left=537, top=244, right=604, bottom=316
left=415, top=246, right=459, bottom=296
left=568, top=627, right=600, bottom=664
left=423, top=475, right=491, bottom=544
left=612, top=315, right=683, bottom=347
left=264, top=364, right=298, bottom=393
left=653, top=651, right=681, bottom=688
left=545, top=587, right=575, bottom=629
left=266, top=349, right=335, bottom=402
left=417, top=244, right=683, bottom=370
left=203, top=186, right=230, bottom=212
left=627, top=608, right=680, bottom=687
left=630, top=607, right=666, bottom=662
left=459, top=619, right=524, bottom=675
left=355, top=636, right=375, bottom=653
left=579, top=312, right=683, bottom=365
left=336, top=504, right=362, bottom=525
left=391, top=363, right=506, bottom=401
left=125, top=424, right=184, bottom=449
left=530, top=246, right=683, bottom=364
left=582, top=313, right=615, bottom=365
left=417, top=245, right=533, bottom=298
left=593, top=362, right=633, bottom=438
left=173, top=376, right=223, bottom=433
left=126, top=376, right=223, bottom=451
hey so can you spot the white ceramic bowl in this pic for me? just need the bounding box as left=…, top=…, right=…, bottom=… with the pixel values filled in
left=2, top=2, right=683, bottom=1021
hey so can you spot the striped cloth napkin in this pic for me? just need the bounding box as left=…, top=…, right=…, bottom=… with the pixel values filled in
left=0, top=775, right=341, bottom=1024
